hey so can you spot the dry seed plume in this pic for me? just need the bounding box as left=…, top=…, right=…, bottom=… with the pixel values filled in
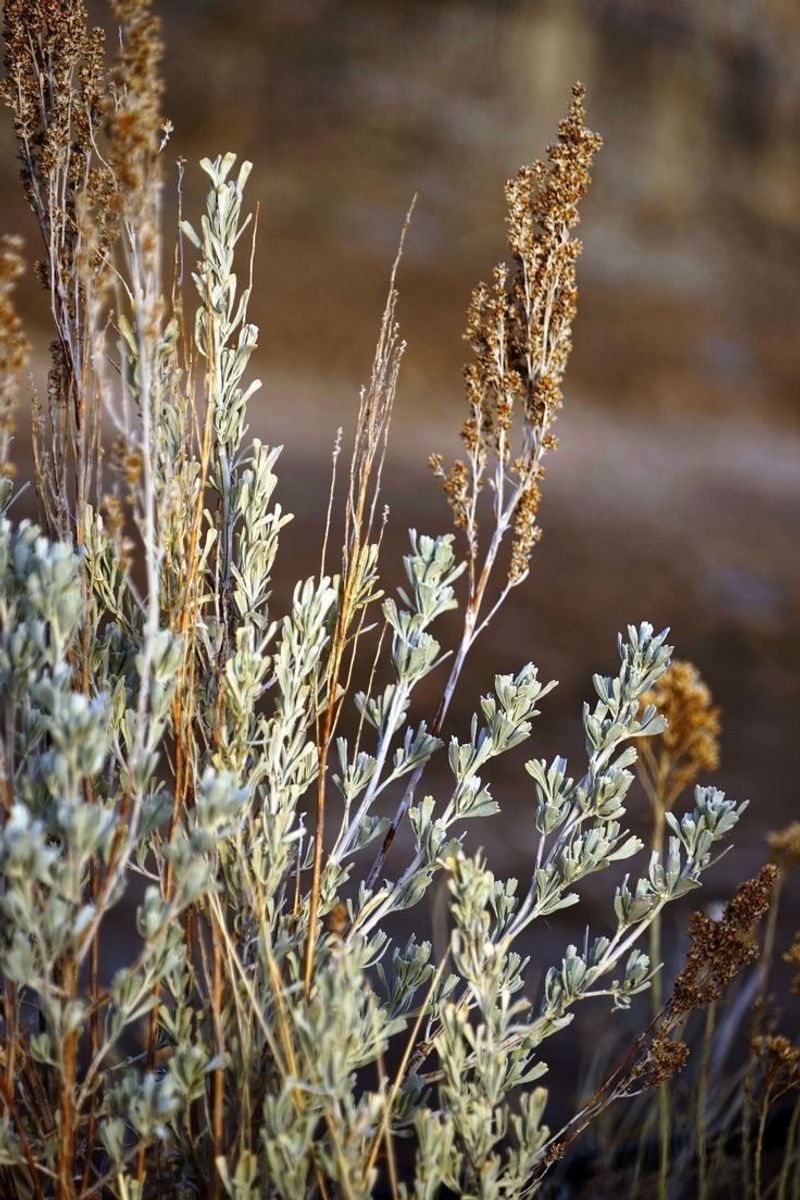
left=535, top=866, right=777, bottom=1177
left=431, top=82, right=602, bottom=586
left=368, top=86, right=601, bottom=888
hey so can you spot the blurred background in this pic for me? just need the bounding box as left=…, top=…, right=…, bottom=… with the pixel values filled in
left=2, top=0, right=799, bottom=1113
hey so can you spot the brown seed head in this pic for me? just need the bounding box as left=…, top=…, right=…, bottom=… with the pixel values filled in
left=648, top=1032, right=690, bottom=1086
left=670, top=865, right=777, bottom=1016
left=107, top=0, right=165, bottom=215
left=752, top=1034, right=800, bottom=1094
left=767, top=822, right=800, bottom=874
left=637, top=660, right=721, bottom=810
left=432, top=84, right=601, bottom=583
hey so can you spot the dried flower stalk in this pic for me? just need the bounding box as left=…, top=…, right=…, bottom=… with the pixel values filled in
left=369, top=82, right=602, bottom=888
left=634, top=659, right=721, bottom=1197
left=535, top=867, right=777, bottom=1185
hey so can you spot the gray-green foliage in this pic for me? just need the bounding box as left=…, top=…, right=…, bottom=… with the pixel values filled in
left=0, top=153, right=746, bottom=1200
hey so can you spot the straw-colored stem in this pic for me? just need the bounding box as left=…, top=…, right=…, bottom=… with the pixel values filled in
left=696, top=1000, right=716, bottom=1200
left=777, top=1092, right=800, bottom=1200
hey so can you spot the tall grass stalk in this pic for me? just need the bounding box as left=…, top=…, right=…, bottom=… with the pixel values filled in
left=636, top=661, right=721, bottom=1199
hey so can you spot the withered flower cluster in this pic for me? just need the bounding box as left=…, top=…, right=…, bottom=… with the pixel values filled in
left=0, top=0, right=164, bottom=540
left=750, top=1030, right=800, bottom=1191
left=0, top=0, right=117, bottom=259
left=637, top=660, right=722, bottom=814
left=767, top=821, right=800, bottom=874
left=1, top=1, right=116, bottom=534
left=369, top=87, right=603, bottom=889
left=431, top=82, right=602, bottom=586
left=107, top=0, right=166, bottom=224
left=645, top=866, right=776, bottom=1085
left=670, top=865, right=776, bottom=1018
left=752, top=1034, right=800, bottom=1090
left=537, top=868, right=776, bottom=1175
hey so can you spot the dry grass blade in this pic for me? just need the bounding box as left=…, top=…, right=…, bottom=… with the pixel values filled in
left=303, top=202, right=413, bottom=995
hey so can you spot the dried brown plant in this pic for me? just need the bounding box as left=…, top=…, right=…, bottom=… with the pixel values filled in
left=633, top=659, right=721, bottom=1196
left=750, top=820, right=800, bottom=1023
left=107, top=0, right=166, bottom=211
left=431, top=81, right=601, bottom=591
left=369, top=84, right=601, bottom=886
left=669, top=865, right=775, bottom=1015
left=727, top=821, right=800, bottom=1200
left=767, top=822, right=800, bottom=874
left=637, top=660, right=722, bottom=818
left=751, top=1034, right=800, bottom=1198
left=0, top=0, right=120, bottom=538
left=0, top=0, right=166, bottom=548
left=536, top=866, right=777, bottom=1181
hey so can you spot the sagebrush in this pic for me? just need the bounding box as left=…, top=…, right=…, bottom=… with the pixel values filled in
left=0, top=4, right=789, bottom=1200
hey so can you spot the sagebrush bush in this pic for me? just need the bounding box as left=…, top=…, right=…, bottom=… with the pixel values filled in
left=0, top=4, right=777, bottom=1199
